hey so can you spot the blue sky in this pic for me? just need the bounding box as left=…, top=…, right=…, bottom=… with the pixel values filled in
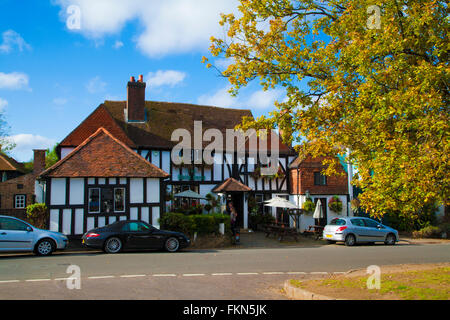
left=0, top=0, right=287, bottom=161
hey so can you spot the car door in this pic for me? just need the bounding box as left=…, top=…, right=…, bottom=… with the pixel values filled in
left=0, top=217, right=34, bottom=251
left=349, top=218, right=369, bottom=242
left=363, top=218, right=387, bottom=242
left=122, top=222, right=161, bottom=249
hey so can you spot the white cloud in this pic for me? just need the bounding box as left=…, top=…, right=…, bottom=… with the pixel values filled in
left=8, top=134, right=57, bottom=162
left=214, top=58, right=235, bottom=70
left=86, top=76, right=107, bottom=94
left=0, top=30, right=31, bottom=54
left=146, top=70, right=187, bottom=88
left=0, top=98, right=8, bottom=110
left=113, top=40, right=123, bottom=49
left=248, top=89, right=284, bottom=109
left=198, top=85, right=284, bottom=110
left=54, top=0, right=239, bottom=57
left=0, top=72, right=29, bottom=90
left=198, top=85, right=238, bottom=108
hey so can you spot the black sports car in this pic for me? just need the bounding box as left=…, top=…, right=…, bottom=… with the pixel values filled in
left=81, top=220, right=190, bottom=253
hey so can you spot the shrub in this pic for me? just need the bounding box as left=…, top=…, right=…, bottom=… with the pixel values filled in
left=412, top=226, right=442, bottom=239
left=159, top=212, right=193, bottom=235
left=328, top=196, right=343, bottom=213
left=159, top=212, right=231, bottom=237
left=26, top=203, right=48, bottom=229
left=382, top=203, right=438, bottom=232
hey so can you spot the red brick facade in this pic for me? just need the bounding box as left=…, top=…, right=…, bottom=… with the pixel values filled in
left=0, top=150, right=46, bottom=220
left=289, top=155, right=348, bottom=195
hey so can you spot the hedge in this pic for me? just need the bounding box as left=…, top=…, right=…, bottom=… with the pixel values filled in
left=159, top=212, right=231, bottom=236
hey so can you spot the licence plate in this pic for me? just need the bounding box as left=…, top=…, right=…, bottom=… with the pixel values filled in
left=325, top=234, right=333, bottom=238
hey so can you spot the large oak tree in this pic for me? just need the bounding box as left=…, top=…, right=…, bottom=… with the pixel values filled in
left=204, top=0, right=449, bottom=218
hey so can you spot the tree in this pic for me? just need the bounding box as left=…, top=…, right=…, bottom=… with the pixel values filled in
left=204, top=0, right=449, bottom=218
left=0, top=111, right=15, bottom=154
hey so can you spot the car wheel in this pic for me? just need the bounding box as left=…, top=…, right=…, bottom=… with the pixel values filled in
left=104, top=237, right=122, bottom=253
left=385, top=233, right=396, bottom=245
left=165, top=237, right=180, bottom=252
left=35, top=239, right=55, bottom=256
left=345, top=234, right=356, bottom=246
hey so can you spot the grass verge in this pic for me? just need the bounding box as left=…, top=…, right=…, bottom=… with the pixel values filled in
left=290, top=265, right=450, bottom=300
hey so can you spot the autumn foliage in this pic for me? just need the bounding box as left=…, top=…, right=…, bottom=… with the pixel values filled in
left=204, top=0, right=449, bottom=218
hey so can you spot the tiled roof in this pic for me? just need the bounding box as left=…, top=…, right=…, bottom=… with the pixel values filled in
left=212, top=177, right=252, bottom=193
left=58, top=105, right=137, bottom=148
left=0, top=153, right=25, bottom=172
left=40, top=128, right=169, bottom=178
left=58, top=100, right=295, bottom=154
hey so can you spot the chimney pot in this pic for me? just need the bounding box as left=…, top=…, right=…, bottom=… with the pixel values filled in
left=126, top=76, right=146, bottom=122
left=130, top=76, right=135, bottom=82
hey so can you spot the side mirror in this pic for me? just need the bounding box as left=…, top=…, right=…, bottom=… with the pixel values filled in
left=377, top=225, right=382, bottom=229
left=26, top=226, right=33, bottom=232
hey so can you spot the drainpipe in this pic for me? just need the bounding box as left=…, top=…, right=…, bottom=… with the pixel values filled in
left=347, top=148, right=353, bottom=216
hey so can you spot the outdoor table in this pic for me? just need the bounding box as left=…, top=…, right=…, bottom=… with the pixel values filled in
left=303, top=225, right=324, bottom=240
left=264, top=224, right=299, bottom=242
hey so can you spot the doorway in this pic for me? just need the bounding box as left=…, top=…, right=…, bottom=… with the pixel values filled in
left=228, top=193, right=244, bottom=227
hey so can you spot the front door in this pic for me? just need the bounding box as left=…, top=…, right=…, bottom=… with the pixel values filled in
left=230, top=193, right=244, bottom=227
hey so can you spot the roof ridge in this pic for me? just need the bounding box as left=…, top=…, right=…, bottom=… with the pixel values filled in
left=104, top=99, right=254, bottom=113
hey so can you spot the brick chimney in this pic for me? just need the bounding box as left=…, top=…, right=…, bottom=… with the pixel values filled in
left=33, top=149, right=46, bottom=174
left=126, top=75, right=146, bottom=122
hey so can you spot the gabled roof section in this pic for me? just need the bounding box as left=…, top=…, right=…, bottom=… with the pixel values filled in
left=212, top=177, right=252, bottom=193
left=58, top=104, right=137, bottom=149
left=40, top=128, right=169, bottom=178
left=0, top=153, right=25, bottom=172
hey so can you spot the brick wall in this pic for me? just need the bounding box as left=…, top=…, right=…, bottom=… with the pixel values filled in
left=289, top=155, right=348, bottom=195
left=0, top=172, right=36, bottom=220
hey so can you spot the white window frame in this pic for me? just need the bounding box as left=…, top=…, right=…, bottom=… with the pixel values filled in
left=14, top=194, right=26, bottom=209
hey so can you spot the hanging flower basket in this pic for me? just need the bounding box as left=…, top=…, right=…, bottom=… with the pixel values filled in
left=328, top=196, right=343, bottom=213
left=302, top=197, right=315, bottom=213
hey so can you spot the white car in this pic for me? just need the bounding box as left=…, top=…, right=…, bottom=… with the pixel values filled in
left=0, top=215, right=69, bottom=256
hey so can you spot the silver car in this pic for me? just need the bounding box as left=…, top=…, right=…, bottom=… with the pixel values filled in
left=323, top=217, right=399, bottom=246
left=0, top=215, right=69, bottom=256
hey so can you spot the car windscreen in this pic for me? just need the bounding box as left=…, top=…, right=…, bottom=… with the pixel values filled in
left=329, top=218, right=346, bottom=226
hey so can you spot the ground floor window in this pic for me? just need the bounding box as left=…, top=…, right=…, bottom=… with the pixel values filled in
left=255, top=193, right=272, bottom=215
left=88, top=188, right=100, bottom=213
left=14, top=194, right=26, bottom=209
left=88, top=187, right=126, bottom=214
left=114, top=188, right=125, bottom=212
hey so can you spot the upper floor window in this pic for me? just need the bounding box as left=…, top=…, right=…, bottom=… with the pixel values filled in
left=314, top=172, right=327, bottom=186
left=14, top=194, right=26, bottom=209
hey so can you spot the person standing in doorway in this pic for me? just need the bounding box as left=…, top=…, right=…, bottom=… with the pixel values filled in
left=228, top=202, right=239, bottom=244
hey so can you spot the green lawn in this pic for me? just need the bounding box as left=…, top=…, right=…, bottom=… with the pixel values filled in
left=290, top=267, right=450, bottom=300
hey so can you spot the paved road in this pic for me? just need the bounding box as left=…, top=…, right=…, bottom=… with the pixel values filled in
left=1, top=243, right=449, bottom=299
